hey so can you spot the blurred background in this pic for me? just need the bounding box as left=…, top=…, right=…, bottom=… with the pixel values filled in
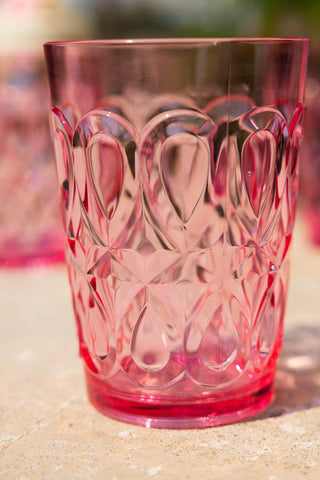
left=0, top=0, right=320, bottom=267
left=2, top=0, right=320, bottom=41
left=3, top=0, right=320, bottom=44
left=90, top=0, right=320, bottom=40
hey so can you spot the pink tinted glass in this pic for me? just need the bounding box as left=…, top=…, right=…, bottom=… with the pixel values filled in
left=300, top=46, right=320, bottom=245
left=44, top=38, right=308, bottom=428
left=0, top=52, right=64, bottom=267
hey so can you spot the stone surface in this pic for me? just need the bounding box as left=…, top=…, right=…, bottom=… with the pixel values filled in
left=0, top=213, right=320, bottom=479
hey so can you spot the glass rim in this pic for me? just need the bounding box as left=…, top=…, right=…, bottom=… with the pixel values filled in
left=44, top=37, right=310, bottom=49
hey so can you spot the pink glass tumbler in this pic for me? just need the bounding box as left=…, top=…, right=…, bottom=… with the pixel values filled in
left=0, top=52, right=65, bottom=266
left=300, top=47, right=320, bottom=245
left=44, top=38, right=308, bottom=428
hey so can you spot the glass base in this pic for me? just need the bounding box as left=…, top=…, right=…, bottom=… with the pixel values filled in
left=84, top=367, right=274, bottom=429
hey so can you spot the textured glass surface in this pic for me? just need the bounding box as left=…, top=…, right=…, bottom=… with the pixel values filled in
left=45, top=38, right=308, bottom=428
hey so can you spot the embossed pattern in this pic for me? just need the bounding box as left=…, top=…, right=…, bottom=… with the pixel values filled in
left=51, top=95, right=304, bottom=427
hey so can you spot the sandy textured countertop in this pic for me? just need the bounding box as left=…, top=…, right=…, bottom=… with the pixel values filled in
left=1, top=213, right=320, bottom=480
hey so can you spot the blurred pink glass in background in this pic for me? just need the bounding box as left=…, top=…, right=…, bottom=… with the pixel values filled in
left=0, top=0, right=93, bottom=266
left=0, top=52, right=64, bottom=266
left=300, top=46, right=320, bottom=245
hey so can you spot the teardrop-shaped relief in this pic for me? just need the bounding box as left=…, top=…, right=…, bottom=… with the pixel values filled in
left=246, top=108, right=290, bottom=196
left=131, top=304, right=171, bottom=372
left=242, top=130, right=276, bottom=217
left=204, top=94, right=255, bottom=202
left=185, top=290, right=249, bottom=388
left=73, top=110, right=138, bottom=245
left=118, top=287, right=184, bottom=388
left=209, top=107, right=288, bottom=247
left=252, top=299, right=278, bottom=370
left=286, top=104, right=305, bottom=225
left=239, top=108, right=293, bottom=240
left=140, top=109, right=215, bottom=250
left=251, top=274, right=285, bottom=369
left=160, top=131, right=209, bottom=224
left=86, top=277, right=117, bottom=377
left=200, top=306, right=238, bottom=371
left=71, top=272, right=117, bottom=377
left=49, top=107, right=74, bottom=219
left=68, top=267, right=99, bottom=374
left=88, top=133, right=124, bottom=221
